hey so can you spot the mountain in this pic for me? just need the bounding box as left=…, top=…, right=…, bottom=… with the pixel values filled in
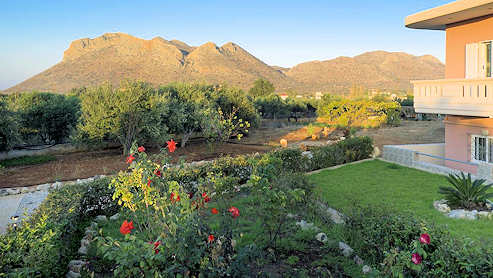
left=5, top=33, right=444, bottom=94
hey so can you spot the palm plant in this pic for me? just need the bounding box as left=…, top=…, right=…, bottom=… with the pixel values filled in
left=438, top=172, right=493, bottom=210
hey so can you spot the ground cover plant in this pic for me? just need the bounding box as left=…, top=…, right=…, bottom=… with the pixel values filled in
left=0, top=154, right=56, bottom=167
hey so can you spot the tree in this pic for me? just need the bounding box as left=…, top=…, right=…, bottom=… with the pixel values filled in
left=248, top=79, right=275, bottom=98
left=7, top=92, right=80, bottom=144
left=0, top=100, right=20, bottom=151
left=77, top=80, right=161, bottom=154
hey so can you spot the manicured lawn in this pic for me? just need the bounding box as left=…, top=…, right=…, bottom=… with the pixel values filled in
left=309, top=159, right=493, bottom=241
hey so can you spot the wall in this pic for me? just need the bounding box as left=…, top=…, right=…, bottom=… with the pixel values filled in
left=445, top=15, right=493, bottom=79
left=444, top=115, right=493, bottom=172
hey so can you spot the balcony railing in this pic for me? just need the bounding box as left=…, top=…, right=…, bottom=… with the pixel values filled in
left=412, top=78, right=493, bottom=117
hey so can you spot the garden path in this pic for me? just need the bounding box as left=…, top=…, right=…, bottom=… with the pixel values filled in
left=0, top=190, right=48, bottom=233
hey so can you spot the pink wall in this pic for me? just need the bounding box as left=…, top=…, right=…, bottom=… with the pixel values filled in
left=444, top=116, right=493, bottom=173
left=445, top=15, right=493, bottom=79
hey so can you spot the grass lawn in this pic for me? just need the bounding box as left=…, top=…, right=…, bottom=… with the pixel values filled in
left=309, top=159, right=493, bottom=241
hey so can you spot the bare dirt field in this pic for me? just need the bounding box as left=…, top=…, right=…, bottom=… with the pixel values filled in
left=0, top=120, right=444, bottom=188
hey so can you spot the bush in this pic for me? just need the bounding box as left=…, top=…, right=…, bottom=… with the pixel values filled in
left=317, top=99, right=401, bottom=128
left=270, top=148, right=310, bottom=172
left=310, top=136, right=373, bottom=170
left=248, top=78, right=275, bottom=98
left=439, top=172, right=493, bottom=210
left=0, top=100, right=21, bottom=151
left=0, top=178, right=116, bottom=277
left=7, top=92, right=80, bottom=144
left=339, top=205, right=493, bottom=277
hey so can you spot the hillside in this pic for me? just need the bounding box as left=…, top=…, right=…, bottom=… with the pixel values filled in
left=6, top=33, right=444, bottom=94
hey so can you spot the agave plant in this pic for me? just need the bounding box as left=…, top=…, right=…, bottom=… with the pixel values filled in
left=438, top=172, right=493, bottom=210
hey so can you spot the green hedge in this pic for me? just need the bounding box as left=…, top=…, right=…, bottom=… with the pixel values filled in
left=0, top=178, right=117, bottom=277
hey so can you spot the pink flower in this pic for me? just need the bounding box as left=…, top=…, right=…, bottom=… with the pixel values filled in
left=208, top=234, right=215, bottom=243
left=202, top=192, right=210, bottom=203
left=411, top=253, right=422, bottom=265
left=419, top=233, right=430, bottom=245
left=170, top=192, right=180, bottom=202
left=137, top=146, right=146, bottom=153
left=149, top=241, right=161, bottom=254
left=147, top=179, right=152, bottom=187
left=154, top=169, right=162, bottom=177
left=211, top=208, right=218, bottom=214
left=228, top=206, right=240, bottom=218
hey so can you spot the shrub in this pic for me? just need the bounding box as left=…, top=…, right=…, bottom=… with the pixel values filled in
left=439, top=172, right=493, bottom=210
left=0, top=178, right=116, bottom=277
left=339, top=205, right=493, bottom=277
left=270, top=148, right=310, bottom=172
left=310, top=136, right=373, bottom=170
left=7, top=92, right=80, bottom=144
left=248, top=78, right=275, bottom=98
left=0, top=100, right=21, bottom=151
left=317, top=99, right=401, bottom=128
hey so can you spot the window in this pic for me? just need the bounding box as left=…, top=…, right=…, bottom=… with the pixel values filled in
left=471, top=135, right=493, bottom=162
left=465, top=41, right=493, bottom=78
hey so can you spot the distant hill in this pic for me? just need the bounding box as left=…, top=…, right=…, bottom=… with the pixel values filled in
left=5, top=32, right=444, bottom=94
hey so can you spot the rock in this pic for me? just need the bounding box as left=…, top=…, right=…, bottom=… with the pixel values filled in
left=109, top=213, right=120, bottom=220
left=301, top=151, right=313, bottom=159
left=90, top=221, right=98, bottom=229
left=66, top=271, right=81, bottom=278
left=68, top=260, right=86, bottom=273
left=80, top=238, right=90, bottom=247
left=339, top=242, right=353, bottom=257
left=20, top=187, right=30, bottom=193
left=340, top=136, right=346, bottom=140
left=315, top=232, right=328, bottom=243
left=362, top=265, right=372, bottom=274
left=0, top=189, right=8, bottom=196
left=372, top=146, right=381, bottom=158
left=327, top=207, right=345, bottom=224
left=296, top=220, right=318, bottom=231
left=286, top=213, right=296, bottom=218
left=486, top=200, right=493, bottom=209
left=78, top=245, right=88, bottom=255
left=354, top=255, right=364, bottom=265
left=95, top=215, right=107, bottom=222
left=6, top=188, right=20, bottom=195
left=36, top=183, right=51, bottom=191
left=52, top=181, right=63, bottom=189
left=447, top=209, right=478, bottom=220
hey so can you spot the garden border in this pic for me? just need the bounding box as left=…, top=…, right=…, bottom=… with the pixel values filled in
left=305, top=158, right=376, bottom=175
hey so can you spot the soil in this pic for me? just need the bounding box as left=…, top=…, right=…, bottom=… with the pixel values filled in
left=0, top=119, right=445, bottom=188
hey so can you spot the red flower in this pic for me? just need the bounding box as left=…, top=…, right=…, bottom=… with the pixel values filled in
left=208, top=234, right=215, bottom=243
left=119, top=220, right=134, bottom=235
left=419, top=233, right=430, bottom=245
left=211, top=208, right=218, bottom=214
left=126, top=154, right=135, bottom=164
left=411, top=253, right=422, bottom=265
left=167, top=139, right=177, bottom=153
left=147, top=179, right=152, bottom=187
left=170, top=192, right=180, bottom=202
left=228, top=206, right=240, bottom=218
left=202, top=192, right=211, bottom=203
left=149, top=240, right=161, bottom=254
left=137, top=146, right=146, bottom=153
left=154, top=169, right=162, bottom=177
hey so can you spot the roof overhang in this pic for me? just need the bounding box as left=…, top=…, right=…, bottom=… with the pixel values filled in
left=405, top=0, right=493, bottom=30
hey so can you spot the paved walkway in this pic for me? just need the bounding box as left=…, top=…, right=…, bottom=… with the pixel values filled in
left=0, top=190, right=48, bottom=233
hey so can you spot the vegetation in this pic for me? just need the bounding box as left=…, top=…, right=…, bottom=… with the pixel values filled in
left=0, top=154, right=56, bottom=168
left=0, top=100, right=21, bottom=151
left=309, top=160, right=493, bottom=239
left=0, top=178, right=118, bottom=277
left=439, top=172, right=493, bottom=210
left=254, top=94, right=316, bottom=119
left=248, top=78, right=275, bottom=98
left=7, top=91, right=80, bottom=144
left=317, top=97, right=401, bottom=128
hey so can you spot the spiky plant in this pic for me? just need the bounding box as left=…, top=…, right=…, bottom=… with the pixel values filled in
left=438, top=172, right=493, bottom=210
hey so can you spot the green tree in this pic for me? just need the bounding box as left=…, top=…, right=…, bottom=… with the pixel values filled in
left=7, top=92, right=80, bottom=144
left=0, top=100, right=21, bottom=151
left=77, top=80, right=162, bottom=154
left=248, top=79, right=275, bottom=98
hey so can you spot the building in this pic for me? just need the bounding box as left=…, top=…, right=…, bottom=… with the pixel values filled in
left=384, top=0, right=493, bottom=179
left=279, top=93, right=288, bottom=100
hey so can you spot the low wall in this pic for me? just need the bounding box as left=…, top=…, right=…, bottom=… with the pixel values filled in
left=382, top=143, right=493, bottom=181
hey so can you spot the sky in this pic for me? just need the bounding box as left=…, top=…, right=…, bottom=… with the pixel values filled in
left=0, top=0, right=451, bottom=90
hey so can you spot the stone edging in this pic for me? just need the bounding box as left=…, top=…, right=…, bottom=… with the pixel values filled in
left=0, top=175, right=109, bottom=197
left=67, top=213, right=120, bottom=278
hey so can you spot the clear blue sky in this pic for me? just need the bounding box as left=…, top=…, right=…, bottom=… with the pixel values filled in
left=0, top=0, right=451, bottom=90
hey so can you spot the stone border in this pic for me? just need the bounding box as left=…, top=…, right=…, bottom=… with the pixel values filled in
left=433, top=199, right=493, bottom=220
left=0, top=175, right=108, bottom=197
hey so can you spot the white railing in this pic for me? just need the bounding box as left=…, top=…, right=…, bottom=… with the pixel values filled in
left=412, top=78, right=493, bottom=117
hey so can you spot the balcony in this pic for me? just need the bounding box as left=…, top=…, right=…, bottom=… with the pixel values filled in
left=412, top=78, right=493, bottom=117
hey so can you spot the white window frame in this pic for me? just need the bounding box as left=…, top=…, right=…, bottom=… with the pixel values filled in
left=466, top=40, right=493, bottom=79
left=471, top=134, right=493, bottom=163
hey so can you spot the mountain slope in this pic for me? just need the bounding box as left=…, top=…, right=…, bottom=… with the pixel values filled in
left=6, top=33, right=444, bottom=94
